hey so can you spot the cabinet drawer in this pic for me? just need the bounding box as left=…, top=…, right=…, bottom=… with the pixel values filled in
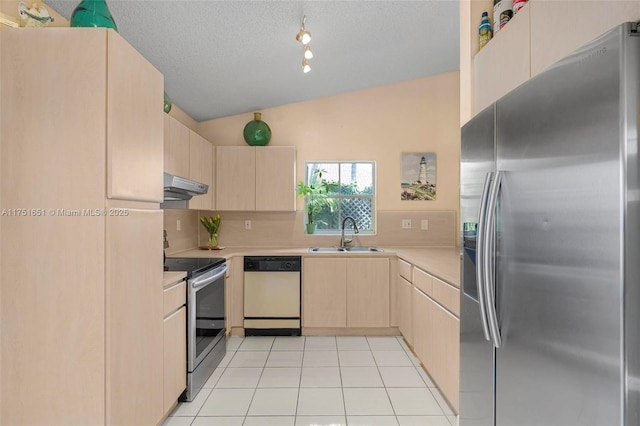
left=163, top=281, right=186, bottom=317
left=398, top=259, right=412, bottom=282
left=432, top=277, right=460, bottom=317
left=413, top=267, right=433, bottom=296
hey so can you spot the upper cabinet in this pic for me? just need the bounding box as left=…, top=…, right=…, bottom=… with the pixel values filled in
left=216, top=146, right=256, bottom=211
left=468, top=0, right=640, bottom=118
left=164, top=115, right=216, bottom=211
left=255, top=147, right=296, bottom=211
left=474, top=5, right=530, bottom=114
left=529, top=1, right=640, bottom=77
left=164, top=115, right=190, bottom=178
left=216, top=146, right=296, bottom=212
left=187, top=130, right=215, bottom=211
left=106, top=31, right=164, bottom=202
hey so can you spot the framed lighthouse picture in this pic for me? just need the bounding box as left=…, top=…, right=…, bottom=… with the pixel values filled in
left=401, top=152, right=436, bottom=200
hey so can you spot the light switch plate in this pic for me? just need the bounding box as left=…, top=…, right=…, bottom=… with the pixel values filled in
left=402, top=219, right=412, bottom=229
left=245, top=220, right=252, bottom=230
left=176, top=219, right=181, bottom=231
left=421, top=219, right=429, bottom=230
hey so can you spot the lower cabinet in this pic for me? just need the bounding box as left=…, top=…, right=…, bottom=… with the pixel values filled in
left=397, top=274, right=413, bottom=345
left=303, top=258, right=347, bottom=327
left=162, top=278, right=187, bottom=415
left=163, top=307, right=187, bottom=413
left=303, top=257, right=389, bottom=328
left=228, top=256, right=245, bottom=332
left=413, top=287, right=460, bottom=411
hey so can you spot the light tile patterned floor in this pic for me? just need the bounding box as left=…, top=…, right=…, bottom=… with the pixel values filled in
left=164, top=336, right=458, bottom=426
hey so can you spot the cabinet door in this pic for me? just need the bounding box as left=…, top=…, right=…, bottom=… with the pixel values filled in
left=107, top=31, right=163, bottom=202
left=164, top=306, right=187, bottom=414
left=530, top=1, right=640, bottom=77
left=255, top=146, right=296, bottom=211
left=474, top=5, right=530, bottom=114
left=107, top=207, right=163, bottom=425
left=216, top=146, right=256, bottom=211
left=164, top=115, right=190, bottom=178
left=228, top=256, right=245, bottom=330
left=0, top=28, right=107, bottom=425
left=413, top=287, right=460, bottom=411
left=188, top=130, right=214, bottom=210
left=303, top=258, right=347, bottom=328
left=397, top=275, right=413, bottom=345
left=346, top=258, right=390, bottom=327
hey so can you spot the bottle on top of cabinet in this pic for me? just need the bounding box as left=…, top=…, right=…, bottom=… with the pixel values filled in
left=513, top=0, right=528, bottom=14
left=478, top=11, right=492, bottom=50
left=493, top=0, right=513, bottom=35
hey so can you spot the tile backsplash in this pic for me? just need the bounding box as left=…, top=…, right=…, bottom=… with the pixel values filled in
left=163, top=210, right=456, bottom=254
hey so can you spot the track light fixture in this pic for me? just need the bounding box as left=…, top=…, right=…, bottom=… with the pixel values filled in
left=304, top=45, right=313, bottom=60
left=297, top=15, right=313, bottom=73
left=296, top=15, right=311, bottom=45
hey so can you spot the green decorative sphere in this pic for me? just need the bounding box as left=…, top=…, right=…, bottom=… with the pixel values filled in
left=243, top=112, right=271, bottom=146
left=163, top=92, right=172, bottom=114
left=70, top=0, right=118, bottom=31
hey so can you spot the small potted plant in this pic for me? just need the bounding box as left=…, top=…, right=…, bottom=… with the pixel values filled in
left=200, top=214, right=221, bottom=249
left=296, top=170, right=335, bottom=234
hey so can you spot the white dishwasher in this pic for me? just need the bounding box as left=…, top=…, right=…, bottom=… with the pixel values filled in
left=244, top=256, right=301, bottom=336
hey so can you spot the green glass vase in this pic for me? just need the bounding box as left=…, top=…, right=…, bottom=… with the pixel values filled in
left=70, top=0, right=118, bottom=31
left=164, top=92, right=172, bottom=114
left=243, top=112, right=271, bottom=146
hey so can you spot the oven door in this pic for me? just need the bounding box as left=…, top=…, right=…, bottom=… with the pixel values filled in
left=187, top=264, right=227, bottom=371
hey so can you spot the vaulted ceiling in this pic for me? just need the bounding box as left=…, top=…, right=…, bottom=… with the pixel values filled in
left=47, top=0, right=460, bottom=121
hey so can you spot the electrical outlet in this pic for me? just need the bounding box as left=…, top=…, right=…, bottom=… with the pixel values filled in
left=245, top=220, right=252, bottom=230
left=176, top=219, right=181, bottom=231
left=421, top=219, right=429, bottom=230
left=402, top=219, right=412, bottom=229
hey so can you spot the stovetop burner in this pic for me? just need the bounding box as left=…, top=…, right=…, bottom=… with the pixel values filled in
left=164, top=257, right=225, bottom=278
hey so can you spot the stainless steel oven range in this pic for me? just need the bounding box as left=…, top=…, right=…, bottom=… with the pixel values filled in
left=164, top=257, right=227, bottom=401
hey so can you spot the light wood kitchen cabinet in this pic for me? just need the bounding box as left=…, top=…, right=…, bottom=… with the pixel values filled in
left=216, top=146, right=296, bottom=211
left=255, top=146, right=296, bottom=211
left=216, top=146, right=256, bottom=211
left=107, top=208, right=164, bottom=425
left=303, top=258, right=347, bottom=327
left=107, top=31, right=163, bottom=202
left=1, top=29, right=164, bottom=425
left=164, top=114, right=190, bottom=178
left=397, top=274, right=413, bottom=345
left=227, top=256, right=245, bottom=333
left=413, top=286, right=460, bottom=411
left=303, top=257, right=389, bottom=329
left=529, top=1, right=640, bottom=77
left=346, top=258, right=390, bottom=327
left=474, top=4, right=530, bottom=114
left=188, top=130, right=215, bottom=210
left=163, top=305, right=187, bottom=414
left=471, top=1, right=640, bottom=117
left=163, top=279, right=186, bottom=414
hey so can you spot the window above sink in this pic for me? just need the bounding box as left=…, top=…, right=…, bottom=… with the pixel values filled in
left=303, top=161, right=376, bottom=235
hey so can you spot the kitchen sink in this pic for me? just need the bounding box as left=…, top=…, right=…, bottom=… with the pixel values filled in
left=345, top=247, right=383, bottom=252
left=308, top=247, right=383, bottom=253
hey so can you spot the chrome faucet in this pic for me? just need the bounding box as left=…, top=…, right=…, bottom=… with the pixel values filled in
left=340, top=216, right=359, bottom=248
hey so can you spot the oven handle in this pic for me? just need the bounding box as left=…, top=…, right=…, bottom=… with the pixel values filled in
left=191, top=265, right=228, bottom=290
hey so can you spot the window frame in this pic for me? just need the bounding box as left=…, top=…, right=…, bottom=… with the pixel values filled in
left=303, top=161, right=377, bottom=236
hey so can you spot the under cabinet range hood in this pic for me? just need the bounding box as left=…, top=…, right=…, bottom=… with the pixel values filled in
left=162, top=172, right=208, bottom=208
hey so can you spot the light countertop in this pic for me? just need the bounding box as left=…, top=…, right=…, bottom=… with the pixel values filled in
left=167, top=246, right=461, bottom=287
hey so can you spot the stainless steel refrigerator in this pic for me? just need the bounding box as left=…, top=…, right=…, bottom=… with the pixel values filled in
left=460, top=22, right=640, bottom=426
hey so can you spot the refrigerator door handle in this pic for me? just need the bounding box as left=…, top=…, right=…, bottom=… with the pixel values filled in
left=476, top=172, right=493, bottom=341
left=484, top=170, right=502, bottom=348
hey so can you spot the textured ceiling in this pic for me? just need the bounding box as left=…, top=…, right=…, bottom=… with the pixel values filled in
left=46, top=0, right=460, bottom=122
